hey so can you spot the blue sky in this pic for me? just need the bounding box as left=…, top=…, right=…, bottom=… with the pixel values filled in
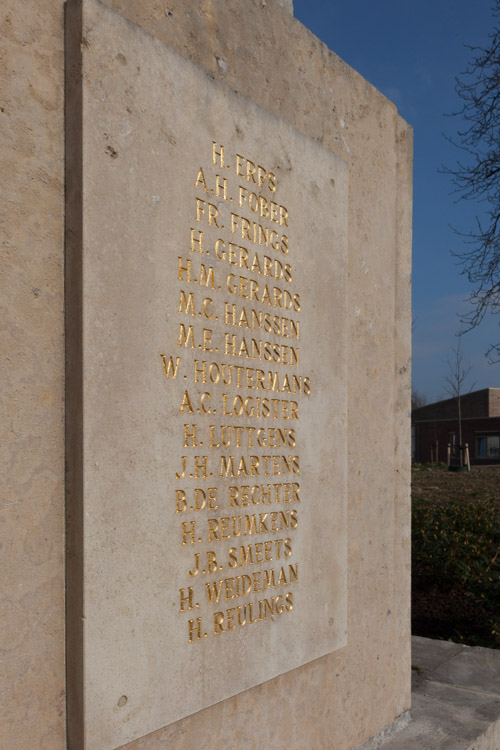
left=293, top=0, right=499, bottom=403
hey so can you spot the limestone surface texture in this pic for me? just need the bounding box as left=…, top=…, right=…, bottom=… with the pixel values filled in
left=1, top=2, right=66, bottom=749
left=1, top=1, right=413, bottom=749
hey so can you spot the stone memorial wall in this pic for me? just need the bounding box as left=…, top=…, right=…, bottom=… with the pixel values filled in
left=2, top=1, right=412, bottom=748
left=66, top=4, right=348, bottom=744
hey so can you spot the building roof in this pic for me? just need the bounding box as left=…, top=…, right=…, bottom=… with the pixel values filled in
left=412, top=387, right=500, bottom=423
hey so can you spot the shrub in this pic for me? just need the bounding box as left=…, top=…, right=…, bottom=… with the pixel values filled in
left=412, top=497, right=500, bottom=648
left=412, top=461, right=448, bottom=471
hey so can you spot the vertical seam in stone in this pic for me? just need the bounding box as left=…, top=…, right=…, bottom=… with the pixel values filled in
left=393, top=111, right=413, bottom=716
left=65, top=0, right=84, bottom=747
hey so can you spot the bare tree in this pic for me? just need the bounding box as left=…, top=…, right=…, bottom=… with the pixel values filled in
left=442, top=1, right=500, bottom=360
left=411, top=389, right=428, bottom=410
left=444, top=337, right=476, bottom=459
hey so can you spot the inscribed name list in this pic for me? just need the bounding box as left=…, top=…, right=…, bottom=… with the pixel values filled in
left=73, top=1, right=348, bottom=748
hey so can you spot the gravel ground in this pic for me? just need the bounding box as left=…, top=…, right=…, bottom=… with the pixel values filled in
left=412, top=464, right=500, bottom=506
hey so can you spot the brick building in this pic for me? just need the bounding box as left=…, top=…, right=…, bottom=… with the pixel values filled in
left=412, top=387, right=500, bottom=465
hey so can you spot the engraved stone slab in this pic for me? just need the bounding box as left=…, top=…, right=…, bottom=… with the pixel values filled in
left=66, top=1, right=348, bottom=747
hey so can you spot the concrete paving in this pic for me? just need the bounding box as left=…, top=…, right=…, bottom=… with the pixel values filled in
left=359, top=637, right=500, bottom=750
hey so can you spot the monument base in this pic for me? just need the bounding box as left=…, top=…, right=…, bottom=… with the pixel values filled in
left=358, top=637, right=500, bottom=750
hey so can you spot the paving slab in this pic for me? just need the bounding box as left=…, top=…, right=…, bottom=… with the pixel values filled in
left=431, top=646, right=500, bottom=695
left=361, top=637, right=500, bottom=750
left=411, top=634, right=465, bottom=672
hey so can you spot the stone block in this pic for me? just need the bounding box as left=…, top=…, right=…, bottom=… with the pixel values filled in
left=1, top=0, right=413, bottom=747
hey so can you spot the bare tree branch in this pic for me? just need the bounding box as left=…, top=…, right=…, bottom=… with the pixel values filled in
left=443, top=337, right=476, bottom=451
left=411, top=389, right=428, bottom=410
left=441, top=1, right=500, bottom=360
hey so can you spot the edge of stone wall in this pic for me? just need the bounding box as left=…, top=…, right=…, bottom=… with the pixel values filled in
left=354, top=712, right=411, bottom=750
left=274, top=0, right=294, bottom=12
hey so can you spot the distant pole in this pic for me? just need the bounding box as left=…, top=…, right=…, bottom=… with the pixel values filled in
left=465, top=443, right=471, bottom=472
left=458, top=396, right=463, bottom=451
left=447, top=443, right=451, bottom=467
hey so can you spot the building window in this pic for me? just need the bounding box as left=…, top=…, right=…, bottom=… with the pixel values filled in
left=475, top=433, right=500, bottom=460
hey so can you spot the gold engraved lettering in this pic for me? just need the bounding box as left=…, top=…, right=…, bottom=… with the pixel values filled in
left=202, top=328, right=213, bottom=351
left=227, top=538, right=292, bottom=569
left=215, top=174, right=228, bottom=200
left=206, top=550, right=218, bottom=573
left=229, top=212, right=288, bottom=253
left=176, top=489, right=188, bottom=513
left=188, top=553, right=200, bottom=577
left=179, top=256, right=217, bottom=289
left=179, top=256, right=217, bottom=286
left=178, top=291, right=196, bottom=316
left=223, top=333, right=300, bottom=366
left=235, top=154, right=245, bottom=178
left=188, top=617, right=205, bottom=643
left=246, top=159, right=257, bottom=185
left=206, top=425, right=295, bottom=450
left=204, top=563, right=298, bottom=606
left=207, top=509, right=298, bottom=542
left=228, top=481, right=300, bottom=507
left=212, top=142, right=225, bottom=168
left=213, top=611, right=225, bottom=635
left=178, top=323, right=195, bottom=349
left=176, top=455, right=187, bottom=478
left=176, top=454, right=210, bottom=479
left=188, top=549, right=218, bottom=577
left=199, top=264, right=216, bottom=289
left=202, top=298, right=214, bottom=319
left=178, top=256, right=192, bottom=282
left=179, top=586, right=195, bottom=612
left=192, top=360, right=311, bottom=395
left=160, top=354, right=181, bottom=380
left=221, top=394, right=299, bottom=420
left=173, top=141, right=303, bottom=642
left=194, top=167, right=209, bottom=192
left=237, top=186, right=289, bottom=227
left=214, top=239, right=292, bottom=283
left=224, top=303, right=300, bottom=340
left=196, top=488, right=217, bottom=511
left=200, top=392, right=213, bottom=414
left=183, top=424, right=198, bottom=448
left=181, top=520, right=196, bottom=545
left=178, top=291, right=214, bottom=319
left=179, top=390, right=194, bottom=414
left=226, top=274, right=300, bottom=310
left=190, top=228, right=204, bottom=254
left=234, top=154, right=277, bottom=193
left=177, top=324, right=214, bottom=352
left=196, top=198, right=220, bottom=228
left=192, top=456, right=209, bottom=479
left=212, top=592, right=293, bottom=635
left=177, top=488, right=218, bottom=514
